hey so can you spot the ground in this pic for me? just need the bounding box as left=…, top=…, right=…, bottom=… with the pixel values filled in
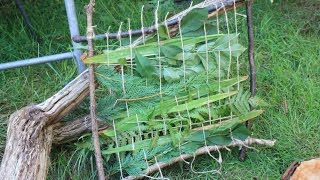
left=0, top=0, right=319, bottom=179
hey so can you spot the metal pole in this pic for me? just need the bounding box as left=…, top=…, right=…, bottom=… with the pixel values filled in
left=239, top=0, right=256, bottom=161
left=0, top=52, right=73, bottom=71
left=64, top=0, right=86, bottom=74
left=14, top=0, right=41, bottom=43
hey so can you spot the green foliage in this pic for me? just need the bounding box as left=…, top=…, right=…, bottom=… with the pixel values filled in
left=89, top=6, right=261, bottom=176
left=2, top=0, right=319, bottom=179
left=181, top=7, right=208, bottom=34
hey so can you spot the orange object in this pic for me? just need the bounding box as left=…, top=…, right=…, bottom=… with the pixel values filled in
left=282, top=158, right=320, bottom=180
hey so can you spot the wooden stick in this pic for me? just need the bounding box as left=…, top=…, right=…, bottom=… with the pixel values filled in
left=124, top=138, right=276, bottom=180
left=85, top=0, right=106, bottom=179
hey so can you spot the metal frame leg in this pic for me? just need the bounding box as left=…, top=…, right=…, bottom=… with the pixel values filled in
left=0, top=53, right=74, bottom=71
left=14, top=0, right=41, bottom=43
left=64, top=0, right=86, bottom=74
left=0, top=0, right=86, bottom=72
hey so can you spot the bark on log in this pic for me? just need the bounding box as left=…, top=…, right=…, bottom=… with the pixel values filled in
left=0, top=70, right=92, bottom=180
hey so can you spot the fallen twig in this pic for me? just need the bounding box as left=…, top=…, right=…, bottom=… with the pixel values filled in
left=124, top=137, right=276, bottom=180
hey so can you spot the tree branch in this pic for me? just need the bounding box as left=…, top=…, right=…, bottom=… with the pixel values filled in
left=72, top=0, right=245, bottom=42
left=124, top=138, right=276, bottom=180
left=85, top=0, right=106, bottom=179
left=52, top=115, right=109, bottom=145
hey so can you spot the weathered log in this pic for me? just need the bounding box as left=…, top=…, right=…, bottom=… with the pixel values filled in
left=0, top=70, right=92, bottom=180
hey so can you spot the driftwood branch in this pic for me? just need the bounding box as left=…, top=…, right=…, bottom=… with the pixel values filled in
left=0, top=70, right=90, bottom=179
left=124, top=138, right=276, bottom=180
left=52, top=115, right=108, bottom=145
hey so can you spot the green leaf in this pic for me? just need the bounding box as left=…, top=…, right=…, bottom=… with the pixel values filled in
left=163, top=67, right=181, bottom=83
left=160, top=45, right=182, bottom=58
left=186, top=64, right=204, bottom=74
left=206, top=135, right=232, bottom=145
left=213, top=34, right=246, bottom=57
left=181, top=142, right=202, bottom=154
left=85, top=34, right=222, bottom=64
left=168, top=91, right=238, bottom=113
left=192, top=110, right=264, bottom=134
left=158, top=25, right=170, bottom=39
left=231, top=125, right=252, bottom=141
left=249, top=96, right=269, bottom=108
left=168, top=124, right=179, bottom=146
left=181, top=7, right=208, bottom=34
left=184, top=23, right=217, bottom=37
left=196, top=53, right=216, bottom=71
left=118, top=58, right=127, bottom=66
left=150, top=133, right=160, bottom=148
left=187, top=130, right=208, bottom=142
left=135, top=51, right=155, bottom=78
left=102, top=135, right=173, bottom=154
left=175, top=52, right=200, bottom=66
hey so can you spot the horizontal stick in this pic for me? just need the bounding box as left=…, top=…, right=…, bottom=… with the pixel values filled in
left=72, top=0, right=244, bottom=42
left=124, top=137, right=275, bottom=180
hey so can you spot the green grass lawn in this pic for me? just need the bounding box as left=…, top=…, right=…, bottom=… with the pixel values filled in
left=1, top=0, right=320, bottom=179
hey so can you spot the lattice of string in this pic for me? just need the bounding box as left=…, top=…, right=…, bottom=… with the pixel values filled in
left=90, top=0, right=255, bottom=179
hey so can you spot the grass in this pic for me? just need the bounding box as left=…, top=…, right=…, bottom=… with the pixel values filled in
left=1, top=0, right=320, bottom=179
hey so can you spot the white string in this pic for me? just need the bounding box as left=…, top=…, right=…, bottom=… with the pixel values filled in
left=214, top=3, right=222, bottom=107
left=141, top=5, right=146, bottom=45
left=141, top=175, right=170, bottom=180
left=203, top=22, right=213, bottom=124
left=136, top=114, right=150, bottom=168
left=185, top=103, right=192, bottom=130
left=221, top=2, right=232, bottom=80
left=155, top=1, right=162, bottom=97
left=154, top=157, right=165, bottom=179
left=118, top=22, right=129, bottom=117
left=117, top=22, right=123, bottom=47
left=162, top=117, right=167, bottom=135
left=174, top=96, right=190, bottom=164
left=178, top=18, right=186, bottom=86
left=164, top=12, right=171, bottom=39
left=233, top=0, right=240, bottom=91
left=190, top=124, right=222, bottom=174
left=128, top=18, right=134, bottom=75
left=112, top=119, right=124, bottom=179
left=105, top=26, right=111, bottom=65
left=229, top=128, right=257, bottom=151
left=204, top=23, right=209, bottom=83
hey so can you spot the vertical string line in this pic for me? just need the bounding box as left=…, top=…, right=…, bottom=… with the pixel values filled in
left=128, top=18, right=134, bottom=75
left=136, top=114, right=150, bottom=170
left=214, top=3, right=222, bottom=107
left=203, top=22, right=212, bottom=123
left=178, top=18, right=186, bottom=87
left=141, top=5, right=145, bottom=45
left=105, top=26, right=111, bottom=65
left=174, top=96, right=189, bottom=164
left=155, top=1, right=162, bottom=97
left=112, top=119, right=124, bottom=179
left=164, top=12, right=171, bottom=39
left=221, top=2, right=232, bottom=80
left=117, top=22, right=123, bottom=47
left=233, top=0, right=240, bottom=91
left=118, top=22, right=130, bottom=117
